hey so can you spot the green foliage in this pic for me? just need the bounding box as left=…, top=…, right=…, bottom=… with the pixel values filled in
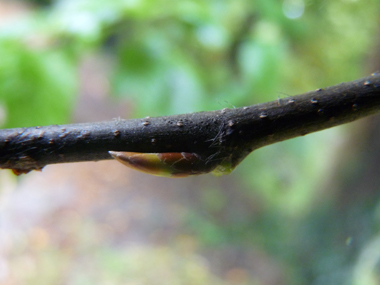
left=0, top=40, right=77, bottom=128
left=2, top=0, right=378, bottom=121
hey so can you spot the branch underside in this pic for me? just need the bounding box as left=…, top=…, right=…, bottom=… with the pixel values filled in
left=1, top=73, right=380, bottom=174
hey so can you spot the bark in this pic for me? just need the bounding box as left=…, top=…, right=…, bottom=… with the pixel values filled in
left=1, top=73, right=380, bottom=174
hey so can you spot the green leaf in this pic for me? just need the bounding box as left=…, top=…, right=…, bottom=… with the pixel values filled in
left=0, top=40, right=77, bottom=128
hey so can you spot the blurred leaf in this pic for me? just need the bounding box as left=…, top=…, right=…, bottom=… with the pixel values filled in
left=0, top=40, right=77, bottom=128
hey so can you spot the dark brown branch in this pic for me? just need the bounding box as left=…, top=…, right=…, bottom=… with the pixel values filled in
left=1, top=73, right=380, bottom=174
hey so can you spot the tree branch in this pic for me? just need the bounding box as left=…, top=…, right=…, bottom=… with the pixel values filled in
left=1, top=73, right=380, bottom=175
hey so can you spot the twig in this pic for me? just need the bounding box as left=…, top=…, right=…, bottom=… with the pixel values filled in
left=1, top=73, right=380, bottom=174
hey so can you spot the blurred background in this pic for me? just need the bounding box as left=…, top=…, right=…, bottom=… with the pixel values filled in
left=1, top=0, right=380, bottom=284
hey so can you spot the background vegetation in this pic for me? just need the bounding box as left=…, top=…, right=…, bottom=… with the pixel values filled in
left=1, top=0, right=380, bottom=284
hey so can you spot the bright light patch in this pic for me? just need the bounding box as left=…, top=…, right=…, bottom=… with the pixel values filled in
left=283, top=0, right=305, bottom=19
left=196, top=25, right=227, bottom=49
